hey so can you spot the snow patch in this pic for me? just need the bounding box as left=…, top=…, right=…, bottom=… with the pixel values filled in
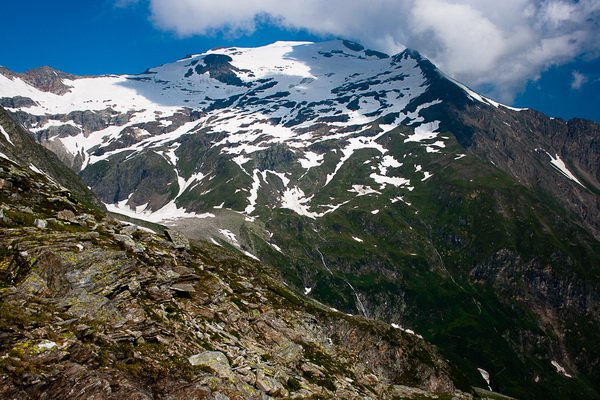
left=298, top=151, right=324, bottom=169
left=325, top=129, right=388, bottom=186
left=551, top=361, right=572, bottom=378
left=450, top=77, right=526, bottom=111
left=545, top=152, right=585, bottom=187
left=269, top=242, right=283, bottom=253
left=218, top=229, right=240, bottom=247
left=404, top=121, right=440, bottom=143
left=348, top=184, right=381, bottom=197
left=106, top=198, right=214, bottom=223
left=477, top=368, right=492, bottom=391
left=244, top=169, right=263, bottom=214
left=370, top=172, right=411, bottom=189
left=232, top=154, right=252, bottom=167
left=280, top=186, right=315, bottom=218
left=390, top=323, right=423, bottom=339
left=421, top=172, right=433, bottom=181
left=37, top=340, right=57, bottom=350
left=243, top=250, right=259, bottom=261
left=0, top=123, right=14, bottom=145
left=381, top=155, right=402, bottom=169
left=391, top=196, right=411, bottom=206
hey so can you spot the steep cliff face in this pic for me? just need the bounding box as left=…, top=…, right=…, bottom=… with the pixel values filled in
left=449, top=105, right=600, bottom=238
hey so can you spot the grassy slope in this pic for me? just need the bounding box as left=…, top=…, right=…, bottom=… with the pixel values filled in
left=246, top=141, right=600, bottom=400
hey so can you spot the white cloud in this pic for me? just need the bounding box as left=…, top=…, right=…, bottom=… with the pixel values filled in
left=114, top=0, right=140, bottom=8
left=146, top=0, right=600, bottom=103
left=571, top=71, right=588, bottom=90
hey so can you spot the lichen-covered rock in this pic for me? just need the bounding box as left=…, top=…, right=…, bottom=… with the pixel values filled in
left=165, top=229, right=190, bottom=250
left=170, top=282, right=196, bottom=294
left=56, top=209, right=76, bottom=221
left=113, top=233, right=145, bottom=253
left=188, top=351, right=232, bottom=378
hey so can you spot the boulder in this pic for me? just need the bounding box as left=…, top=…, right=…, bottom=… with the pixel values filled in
left=57, top=209, right=76, bottom=221
left=188, top=351, right=232, bottom=378
left=165, top=229, right=190, bottom=250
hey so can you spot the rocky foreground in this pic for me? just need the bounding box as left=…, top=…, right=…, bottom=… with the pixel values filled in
left=0, top=150, right=475, bottom=398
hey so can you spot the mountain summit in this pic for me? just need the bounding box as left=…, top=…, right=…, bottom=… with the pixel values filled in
left=1, top=40, right=599, bottom=399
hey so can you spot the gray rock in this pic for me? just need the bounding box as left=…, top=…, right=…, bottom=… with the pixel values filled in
left=114, top=234, right=136, bottom=248
left=0, top=208, right=10, bottom=223
left=18, top=272, right=49, bottom=296
left=0, top=96, right=37, bottom=108
left=128, top=279, right=141, bottom=295
left=81, top=231, right=100, bottom=241
left=0, top=178, right=12, bottom=189
left=132, top=243, right=146, bottom=253
left=170, top=283, right=196, bottom=294
left=255, top=369, right=285, bottom=395
left=165, top=229, right=190, bottom=250
left=75, top=214, right=97, bottom=226
left=113, top=234, right=145, bottom=253
left=121, top=225, right=138, bottom=236
left=274, top=341, right=304, bottom=365
left=188, top=351, right=232, bottom=378
left=57, top=209, right=76, bottom=221
left=34, top=218, right=47, bottom=229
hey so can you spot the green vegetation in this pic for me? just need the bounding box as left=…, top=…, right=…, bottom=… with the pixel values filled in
left=250, top=140, right=600, bottom=400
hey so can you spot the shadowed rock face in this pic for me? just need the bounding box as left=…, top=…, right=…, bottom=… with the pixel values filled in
left=192, top=54, right=249, bottom=87
left=0, top=96, right=37, bottom=108
left=452, top=104, right=600, bottom=239
left=0, top=122, right=471, bottom=399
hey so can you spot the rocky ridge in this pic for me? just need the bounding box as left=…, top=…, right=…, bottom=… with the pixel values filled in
left=0, top=66, right=76, bottom=95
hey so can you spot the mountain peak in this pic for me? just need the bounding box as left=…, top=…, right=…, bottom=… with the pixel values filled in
left=0, top=65, right=76, bottom=95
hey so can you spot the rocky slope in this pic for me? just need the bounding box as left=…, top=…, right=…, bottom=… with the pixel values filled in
left=1, top=40, right=599, bottom=399
left=0, top=109, right=475, bottom=399
left=0, top=107, right=102, bottom=210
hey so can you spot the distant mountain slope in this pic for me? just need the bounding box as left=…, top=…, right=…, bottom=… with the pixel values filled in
left=1, top=40, right=599, bottom=399
left=0, top=108, right=474, bottom=400
left=0, top=106, right=103, bottom=210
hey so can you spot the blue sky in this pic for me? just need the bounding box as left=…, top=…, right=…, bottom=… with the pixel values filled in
left=1, top=0, right=598, bottom=123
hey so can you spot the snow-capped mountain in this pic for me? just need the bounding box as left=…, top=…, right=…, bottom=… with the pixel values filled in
left=1, top=40, right=600, bottom=399
left=0, top=40, right=526, bottom=221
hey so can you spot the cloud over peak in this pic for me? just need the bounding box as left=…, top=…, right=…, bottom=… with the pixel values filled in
left=146, top=0, right=599, bottom=103
left=571, top=71, right=588, bottom=90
